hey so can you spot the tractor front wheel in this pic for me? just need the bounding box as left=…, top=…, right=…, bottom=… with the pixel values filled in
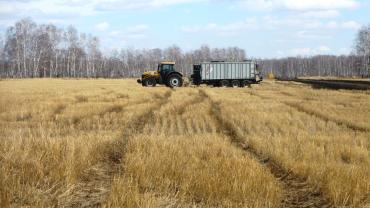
left=143, top=78, right=156, bottom=87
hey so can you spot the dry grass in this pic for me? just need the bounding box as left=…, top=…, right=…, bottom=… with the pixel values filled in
left=203, top=81, right=370, bottom=207
left=299, top=76, right=370, bottom=81
left=0, top=79, right=161, bottom=207
left=0, top=79, right=369, bottom=207
left=106, top=89, right=281, bottom=207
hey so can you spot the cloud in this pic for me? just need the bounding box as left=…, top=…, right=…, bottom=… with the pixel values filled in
left=295, top=31, right=332, bottom=40
left=280, top=0, right=358, bottom=11
left=4, top=0, right=358, bottom=18
left=0, top=0, right=204, bottom=15
left=181, top=18, right=258, bottom=35
left=0, top=0, right=361, bottom=29
left=0, top=0, right=206, bottom=27
left=262, top=15, right=361, bottom=30
left=127, top=24, right=149, bottom=33
left=290, top=45, right=332, bottom=56
left=0, top=0, right=96, bottom=17
left=0, top=0, right=98, bottom=27
left=238, top=0, right=358, bottom=11
left=108, top=24, right=150, bottom=39
left=94, top=22, right=110, bottom=31
left=183, top=15, right=361, bottom=35
left=301, top=10, right=340, bottom=18
left=283, top=46, right=352, bottom=56
left=95, top=0, right=205, bottom=11
left=341, top=21, right=362, bottom=30
left=275, top=46, right=332, bottom=57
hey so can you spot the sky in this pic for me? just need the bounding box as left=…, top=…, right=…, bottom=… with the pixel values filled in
left=0, top=0, right=369, bottom=58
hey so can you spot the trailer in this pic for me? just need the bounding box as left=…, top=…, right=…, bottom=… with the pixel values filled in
left=191, top=60, right=262, bottom=87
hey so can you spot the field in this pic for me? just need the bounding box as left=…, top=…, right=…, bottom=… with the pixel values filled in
left=0, top=79, right=369, bottom=208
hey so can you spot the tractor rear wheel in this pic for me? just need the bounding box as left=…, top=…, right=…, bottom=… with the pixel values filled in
left=167, top=74, right=183, bottom=88
left=143, top=78, right=156, bottom=87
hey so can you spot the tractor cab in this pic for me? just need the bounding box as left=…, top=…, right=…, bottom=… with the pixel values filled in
left=137, top=61, right=183, bottom=88
left=158, top=61, right=175, bottom=79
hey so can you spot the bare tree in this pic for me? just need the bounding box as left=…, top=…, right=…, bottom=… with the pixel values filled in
left=355, top=25, right=370, bottom=76
left=1, top=18, right=369, bottom=79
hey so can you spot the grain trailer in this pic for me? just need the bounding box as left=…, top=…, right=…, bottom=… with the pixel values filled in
left=191, top=60, right=262, bottom=87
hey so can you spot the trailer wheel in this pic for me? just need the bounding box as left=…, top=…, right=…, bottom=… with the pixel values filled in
left=219, top=80, right=229, bottom=87
left=241, top=80, right=251, bottom=88
left=167, top=74, right=183, bottom=88
left=143, top=78, right=156, bottom=87
left=231, top=80, right=240, bottom=88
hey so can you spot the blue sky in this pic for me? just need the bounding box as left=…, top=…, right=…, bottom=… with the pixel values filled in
left=0, top=0, right=369, bottom=58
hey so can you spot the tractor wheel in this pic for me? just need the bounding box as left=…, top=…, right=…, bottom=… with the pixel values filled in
left=167, top=74, right=183, bottom=88
left=231, top=80, right=240, bottom=88
left=143, top=78, right=156, bottom=87
left=219, top=80, right=229, bottom=87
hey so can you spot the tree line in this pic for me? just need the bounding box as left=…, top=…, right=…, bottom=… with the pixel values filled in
left=261, top=25, right=370, bottom=78
left=0, top=18, right=369, bottom=79
left=261, top=55, right=369, bottom=78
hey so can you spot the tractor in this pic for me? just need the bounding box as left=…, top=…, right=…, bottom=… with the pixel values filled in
left=137, top=61, right=183, bottom=88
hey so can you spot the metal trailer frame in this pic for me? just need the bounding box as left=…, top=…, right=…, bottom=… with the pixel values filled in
left=191, top=60, right=262, bottom=87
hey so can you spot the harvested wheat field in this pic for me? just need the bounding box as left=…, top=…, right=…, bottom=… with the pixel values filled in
left=0, top=79, right=369, bottom=208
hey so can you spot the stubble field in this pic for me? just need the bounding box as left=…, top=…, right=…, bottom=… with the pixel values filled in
left=0, top=79, right=369, bottom=208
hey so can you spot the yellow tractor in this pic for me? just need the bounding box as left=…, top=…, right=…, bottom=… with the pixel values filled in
left=137, top=61, right=183, bottom=88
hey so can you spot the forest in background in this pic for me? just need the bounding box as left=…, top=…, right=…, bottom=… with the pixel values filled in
left=0, top=18, right=369, bottom=79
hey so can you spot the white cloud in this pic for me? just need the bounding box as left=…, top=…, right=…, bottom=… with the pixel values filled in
left=0, top=0, right=207, bottom=28
left=0, top=0, right=97, bottom=17
left=318, top=45, right=331, bottom=53
left=108, top=24, right=150, bottom=39
left=290, top=45, right=332, bottom=56
left=341, top=21, right=361, bottom=30
left=95, top=0, right=205, bottom=10
left=301, top=10, right=340, bottom=18
left=281, top=0, right=357, bottom=11
left=127, top=24, right=149, bottom=33
left=282, top=46, right=354, bottom=56
left=0, top=0, right=361, bottom=29
left=238, top=0, right=358, bottom=11
left=181, top=18, right=258, bottom=35
left=262, top=15, right=361, bottom=30
left=324, top=20, right=361, bottom=30
left=3, top=0, right=358, bottom=18
left=94, top=22, right=110, bottom=31
left=181, top=15, right=361, bottom=41
left=296, top=31, right=332, bottom=40
left=0, top=0, right=98, bottom=27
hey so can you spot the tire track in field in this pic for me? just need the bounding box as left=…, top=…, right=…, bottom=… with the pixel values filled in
left=65, top=98, right=153, bottom=128
left=199, top=89, right=332, bottom=208
left=177, top=94, right=206, bottom=116
left=148, top=90, right=208, bottom=136
left=57, top=90, right=173, bottom=208
left=248, top=91, right=370, bottom=132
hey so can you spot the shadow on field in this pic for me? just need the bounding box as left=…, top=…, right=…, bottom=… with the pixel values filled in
left=278, top=79, right=370, bottom=90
